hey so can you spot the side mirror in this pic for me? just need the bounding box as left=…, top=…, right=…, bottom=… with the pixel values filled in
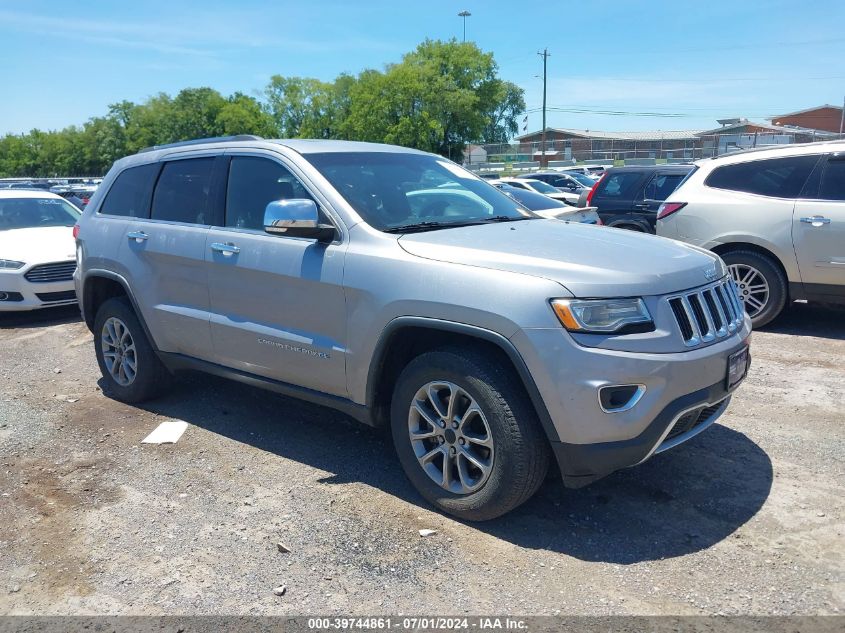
left=264, top=199, right=336, bottom=242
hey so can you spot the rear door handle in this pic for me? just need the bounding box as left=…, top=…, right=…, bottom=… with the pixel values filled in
left=800, top=216, right=831, bottom=225
left=127, top=231, right=148, bottom=243
left=633, top=203, right=650, bottom=210
left=210, top=242, right=241, bottom=256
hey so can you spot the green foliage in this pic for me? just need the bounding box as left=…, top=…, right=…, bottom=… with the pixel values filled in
left=0, top=39, right=524, bottom=176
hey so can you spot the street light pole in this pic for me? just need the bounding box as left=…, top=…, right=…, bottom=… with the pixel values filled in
left=458, top=10, right=471, bottom=42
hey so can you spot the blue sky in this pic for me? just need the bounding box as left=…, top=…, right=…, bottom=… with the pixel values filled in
left=1, top=0, right=843, bottom=136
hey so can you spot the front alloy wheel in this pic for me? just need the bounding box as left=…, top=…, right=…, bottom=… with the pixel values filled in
left=409, top=381, right=494, bottom=494
left=390, top=347, right=549, bottom=521
left=728, top=263, right=770, bottom=319
left=101, top=316, right=137, bottom=386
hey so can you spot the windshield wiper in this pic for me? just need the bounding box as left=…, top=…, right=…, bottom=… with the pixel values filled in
left=481, top=215, right=535, bottom=223
left=383, top=221, right=483, bottom=234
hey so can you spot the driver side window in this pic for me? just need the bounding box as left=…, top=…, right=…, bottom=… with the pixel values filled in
left=225, top=156, right=314, bottom=230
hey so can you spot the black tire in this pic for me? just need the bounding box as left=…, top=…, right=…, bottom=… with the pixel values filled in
left=93, top=296, right=170, bottom=403
left=390, top=346, right=550, bottom=521
left=721, top=249, right=787, bottom=328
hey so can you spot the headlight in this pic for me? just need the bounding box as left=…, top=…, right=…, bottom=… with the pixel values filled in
left=551, top=298, right=653, bottom=334
left=0, top=260, right=25, bottom=270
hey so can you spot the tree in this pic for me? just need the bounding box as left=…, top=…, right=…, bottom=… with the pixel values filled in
left=216, top=92, right=278, bottom=137
left=0, top=39, right=525, bottom=177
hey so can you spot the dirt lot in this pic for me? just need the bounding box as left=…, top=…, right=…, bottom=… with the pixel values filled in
left=0, top=303, right=842, bottom=616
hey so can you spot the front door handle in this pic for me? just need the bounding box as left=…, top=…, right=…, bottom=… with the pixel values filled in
left=800, top=216, right=831, bottom=226
left=127, top=231, right=148, bottom=243
left=210, top=242, right=241, bottom=256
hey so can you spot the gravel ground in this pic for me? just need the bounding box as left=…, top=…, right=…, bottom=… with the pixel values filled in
left=0, top=303, right=842, bottom=615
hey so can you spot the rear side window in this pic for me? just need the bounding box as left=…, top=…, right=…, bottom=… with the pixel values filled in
left=705, top=155, right=820, bottom=198
left=643, top=173, right=686, bottom=201
left=596, top=172, right=642, bottom=198
left=151, top=158, right=215, bottom=224
left=819, top=158, right=845, bottom=201
left=99, top=163, right=159, bottom=218
left=225, top=157, right=314, bottom=230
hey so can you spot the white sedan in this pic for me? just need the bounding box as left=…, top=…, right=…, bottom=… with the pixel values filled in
left=0, top=190, right=80, bottom=311
left=494, top=177, right=580, bottom=205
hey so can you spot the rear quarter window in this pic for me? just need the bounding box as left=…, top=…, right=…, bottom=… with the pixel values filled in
left=595, top=172, right=642, bottom=198
left=99, top=163, right=159, bottom=218
left=704, top=155, right=820, bottom=199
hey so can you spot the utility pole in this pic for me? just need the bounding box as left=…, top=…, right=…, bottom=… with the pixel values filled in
left=458, top=10, right=471, bottom=42
left=840, top=95, right=844, bottom=138
left=538, top=48, right=549, bottom=167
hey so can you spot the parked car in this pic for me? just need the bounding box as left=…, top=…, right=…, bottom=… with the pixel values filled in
left=496, top=177, right=579, bottom=205
left=52, top=186, right=97, bottom=209
left=657, top=141, right=845, bottom=327
left=75, top=136, right=751, bottom=520
left=582, top=165, right=694, bottom=233
left=562, top=172, right=599, bottom=188
left=557, top=165, right=611, bottom=178
left=490, top=181, right=601, bottom=224
left=516, top=171, right=589, bottom=197
left=0, top=190, right=80, bottom=311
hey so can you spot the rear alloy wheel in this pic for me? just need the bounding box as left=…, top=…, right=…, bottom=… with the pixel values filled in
left=101, top=317, right=137, bottom=386
left=721, top=250, right=787, bottom=328
left=94, top=296, right=170, bottom=402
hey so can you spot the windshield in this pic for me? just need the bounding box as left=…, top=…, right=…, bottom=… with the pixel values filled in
left=304, top=152, right=533, bottom=231
left=524, top=179, right=558, bottom=194
left=567, top=173, right=596, bottom=186
left=0, top=197, right=80, bottom=231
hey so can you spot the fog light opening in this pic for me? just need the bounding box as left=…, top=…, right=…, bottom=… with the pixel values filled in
left=599, top=384, right=646, bottom=413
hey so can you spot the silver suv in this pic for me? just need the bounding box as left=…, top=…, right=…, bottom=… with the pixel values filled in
left=74, top=136, right=752, bottom=520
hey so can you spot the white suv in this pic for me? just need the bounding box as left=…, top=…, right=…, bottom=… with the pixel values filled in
left=657, top=140, right=845, bottom=327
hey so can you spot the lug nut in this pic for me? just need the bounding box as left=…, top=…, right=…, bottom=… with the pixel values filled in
left=451, top=421, right=459, bottom=429
left=438, top=419, right=446, bottom=428
left=458, top=438, right=466, bottom=445
left=449, top=447, right=456, bottom=456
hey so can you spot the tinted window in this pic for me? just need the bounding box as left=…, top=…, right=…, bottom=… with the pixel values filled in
left=225, top=157, right=314, bottom=230
left=100, top=163, right=158, bottom=217
left=705, top=156, right=819, bottom=198
left=150, top=158, right=215, bottom=224
left=819, top=158, right=845, bottom=201
left=643, top=173, right=686, bottom=201
left=495, top=184, right=565, bottom=211
left=596, top=172, right=642, bottom=198
left=525, top=180, right=559, bottom=194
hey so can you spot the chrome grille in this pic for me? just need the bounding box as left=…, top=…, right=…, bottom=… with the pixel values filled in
left=668, top=279, right=744, bottom=347
left=24, top=261, right=76, bottom=283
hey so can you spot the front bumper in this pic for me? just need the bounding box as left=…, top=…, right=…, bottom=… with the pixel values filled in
left=511, top=319, right=751, bottom=486
left=0, top=270, right=77, bottom=312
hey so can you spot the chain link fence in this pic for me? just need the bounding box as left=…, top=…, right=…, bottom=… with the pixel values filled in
left=465, top=131, right=837, bottom=173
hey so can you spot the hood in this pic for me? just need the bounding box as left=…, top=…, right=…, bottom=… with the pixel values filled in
left=0, top=226, right=76, bottom=265
left=398, top=220, right=724, bottom=298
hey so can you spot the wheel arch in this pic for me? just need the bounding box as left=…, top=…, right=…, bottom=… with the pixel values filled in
left=366, top=317, right=560, bottom=443
left=81, top=271, right=159, bottom=349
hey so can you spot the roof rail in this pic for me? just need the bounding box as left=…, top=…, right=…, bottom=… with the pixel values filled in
left=138, top=135, right=264, bottom=154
